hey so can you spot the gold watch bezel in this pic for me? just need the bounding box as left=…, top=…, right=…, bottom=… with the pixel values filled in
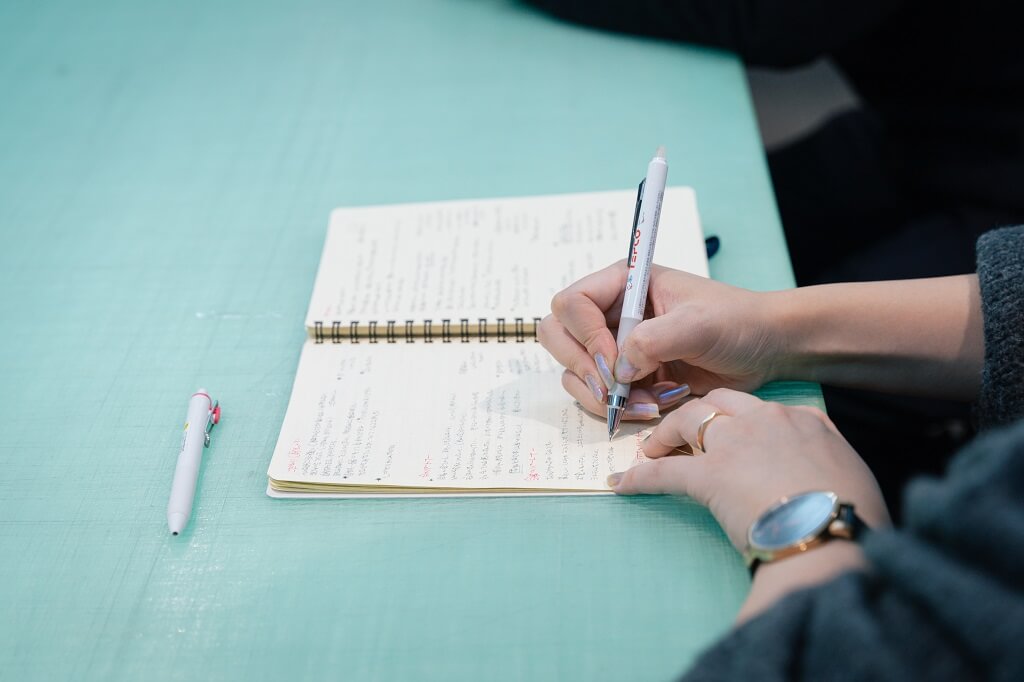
left=744, top=491, right=845, bottom=567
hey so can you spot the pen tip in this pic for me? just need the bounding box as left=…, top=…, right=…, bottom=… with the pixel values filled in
left=655, top=145, right=666, bottom=161
left=607, top=410, right=623, bottom=440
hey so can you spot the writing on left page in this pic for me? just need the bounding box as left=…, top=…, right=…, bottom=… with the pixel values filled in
left=267, top=342, right=652, bottom=493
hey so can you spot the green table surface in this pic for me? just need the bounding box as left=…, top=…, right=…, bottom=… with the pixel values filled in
left=0, top=1, right=820, bottom=680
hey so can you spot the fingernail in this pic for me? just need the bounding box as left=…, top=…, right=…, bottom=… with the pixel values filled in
left=585, top=374, right=605, bottom=403
left=624, top=403, right=659, bottom=420
left=607, top=472, right=623, bottom=488
left=657, top=384, right=691, bottom=405
left=594, top=353, right=614, bottom=389
left=614, top=355, right=639, bottom=383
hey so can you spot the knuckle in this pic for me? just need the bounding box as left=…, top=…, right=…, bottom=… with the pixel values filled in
left=580, top=327, right=607, bottom=354
left=637, top=459, right=670, bottom=491
left=759, top=401, right=788, bottom=419
left=569, top=357, right=591, bottom=382
left=628, top=328, right=656, bottom=362
left=675, top=397, right=705, bottom=423
left=704, top=387, right=733, bottom=404
left=659, top=405, right=688, bottom=430
left=681, top=302, right=713, bottom=332
left=644, top=457, right=666, bottom=479
left=802, top=406, right=829, bottom=422
left=550, top=290, right=572, bottom=317
left=800, top=410, right=834, bottom=434
left=617, top=467, right=637, bottom=492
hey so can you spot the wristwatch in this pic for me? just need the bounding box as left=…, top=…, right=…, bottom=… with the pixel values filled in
left=744, top=491, right=867, bottom=576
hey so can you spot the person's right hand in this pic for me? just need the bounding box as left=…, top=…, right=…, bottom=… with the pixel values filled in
left=537, top=261, right=783, bottom=418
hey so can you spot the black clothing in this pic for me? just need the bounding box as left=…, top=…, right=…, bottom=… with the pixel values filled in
left=769, top=109, right=1019, bottom=516
left=524, top=0, right=1024, bottom=214
left=767, top=109, right=1021, bottom=287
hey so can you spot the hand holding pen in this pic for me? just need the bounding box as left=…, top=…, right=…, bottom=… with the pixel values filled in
left=537, top=153, right=779, bottom=430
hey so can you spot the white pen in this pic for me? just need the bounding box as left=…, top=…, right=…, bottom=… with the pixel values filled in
left=167, top=388, right=220, bottom=535
left=608, top=146, right=668, bottom=439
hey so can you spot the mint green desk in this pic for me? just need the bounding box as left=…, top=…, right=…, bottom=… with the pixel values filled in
left=0, top=1, right=817, bottom=679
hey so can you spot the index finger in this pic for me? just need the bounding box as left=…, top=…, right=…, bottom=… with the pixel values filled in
left=643, top=389, right=764, bottom=458
left=549, top=260, right=626, bottom=373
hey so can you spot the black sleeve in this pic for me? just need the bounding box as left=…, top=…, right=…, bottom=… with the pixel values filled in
left=523, top=0, right=903, bottom=68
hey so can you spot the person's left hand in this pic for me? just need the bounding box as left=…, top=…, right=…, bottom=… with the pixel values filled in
left=608, top=388, right=890, bottom=550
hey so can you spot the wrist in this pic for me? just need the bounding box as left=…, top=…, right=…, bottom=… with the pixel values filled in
left=738, top=540, right=866, bottom=623
left=759, top=289, right=813, bottom=382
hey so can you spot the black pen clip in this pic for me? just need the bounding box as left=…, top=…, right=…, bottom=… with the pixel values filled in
left=705, top=235, right=721, bottom=259
left=626, top=178, right=645, bottom=263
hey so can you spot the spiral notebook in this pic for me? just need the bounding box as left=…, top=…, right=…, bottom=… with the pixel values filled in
left=267, top=188, right=708, bottom=497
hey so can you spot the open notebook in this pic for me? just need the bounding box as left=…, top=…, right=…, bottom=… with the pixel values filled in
left=267, top=188, right=708, bottom=497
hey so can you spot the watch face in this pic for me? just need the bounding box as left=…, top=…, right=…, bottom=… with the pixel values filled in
left=749, top=491, right=838, bottom=551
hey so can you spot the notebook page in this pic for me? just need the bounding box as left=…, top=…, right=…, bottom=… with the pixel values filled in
left=305, top=187, right=706, bottom=333
left=267, top=341, right=654, bottom=493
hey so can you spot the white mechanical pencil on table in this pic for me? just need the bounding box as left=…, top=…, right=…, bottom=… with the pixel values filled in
left=167, top=388, right=220, bottom=535
left=608, top=146, right=668, bottom=439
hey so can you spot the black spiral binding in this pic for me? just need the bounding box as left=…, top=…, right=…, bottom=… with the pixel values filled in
left=313, top=317, right=539, bottom=343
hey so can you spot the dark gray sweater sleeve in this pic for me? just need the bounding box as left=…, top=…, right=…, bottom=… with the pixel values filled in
left=523, top=0, right=902, bottom=68
left=681, top=225, right=1024, bottom=681
left=977, top=226, right=1024, bottom=428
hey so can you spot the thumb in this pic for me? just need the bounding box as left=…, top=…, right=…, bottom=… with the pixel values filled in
left=609, top=456, right=708, bottom=502
left=615, top=313, right=696, bottom=383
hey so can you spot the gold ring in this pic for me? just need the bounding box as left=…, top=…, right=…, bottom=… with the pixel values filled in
left=695, top=411, right=722, bottom=452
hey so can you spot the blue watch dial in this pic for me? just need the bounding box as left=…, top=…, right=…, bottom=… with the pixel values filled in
left=750, top=491, right=837, bottom=551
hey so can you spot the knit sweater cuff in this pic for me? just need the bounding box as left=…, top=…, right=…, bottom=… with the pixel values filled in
left=976, top=225, right=1024, bottom=428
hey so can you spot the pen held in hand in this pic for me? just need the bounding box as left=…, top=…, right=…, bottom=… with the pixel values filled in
left=608, top=146, right=668, bottom=439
